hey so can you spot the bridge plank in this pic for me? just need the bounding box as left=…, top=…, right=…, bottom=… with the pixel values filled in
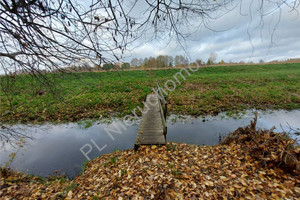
left=134, top=93, right=167, bottom=149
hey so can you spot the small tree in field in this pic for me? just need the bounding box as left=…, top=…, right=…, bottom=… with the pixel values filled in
left=196, top=59, right=203, bottom=66
left=220, top=60, right=225, bottom=64
left=207, top=52, right=217, bottom=65
left=121, top=63, right=130, bottom=69
left=103, top=63, right=115, bottom=71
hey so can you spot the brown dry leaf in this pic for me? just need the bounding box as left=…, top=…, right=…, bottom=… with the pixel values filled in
left=1, top=122, right=300, bottom=199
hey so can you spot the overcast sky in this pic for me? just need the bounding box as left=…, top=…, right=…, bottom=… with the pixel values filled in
left=124, top=0, right=300, bottom=63
left=1, top=0, right=299, bottom=76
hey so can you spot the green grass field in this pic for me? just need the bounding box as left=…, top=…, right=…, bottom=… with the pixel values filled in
left=1, top=63, right=300, bottom=123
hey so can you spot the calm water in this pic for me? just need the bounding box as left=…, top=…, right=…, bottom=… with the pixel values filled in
left=0, top=109, right=299, bottom=179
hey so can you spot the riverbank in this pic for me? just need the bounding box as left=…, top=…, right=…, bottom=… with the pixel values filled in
left=1, top=63, right=300, bottom=124
left=1, top=121, right=299, bottom=199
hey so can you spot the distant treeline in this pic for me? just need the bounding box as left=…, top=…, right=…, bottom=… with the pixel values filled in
left=97, top=53, right=219, bottom=71
left=10, top=56, right=300, bottom=75
left=93, top=55, right=300, bottom=71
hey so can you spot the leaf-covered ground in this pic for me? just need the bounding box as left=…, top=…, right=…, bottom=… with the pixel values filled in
left=1, top=138, right=299, bottom=199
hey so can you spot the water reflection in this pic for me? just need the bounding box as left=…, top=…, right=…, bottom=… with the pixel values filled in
left=168, top=109, right=300, bottom=145
left=0, top=109, right=299, bottom=179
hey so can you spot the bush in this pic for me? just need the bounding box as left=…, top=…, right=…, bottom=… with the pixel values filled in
left=103, top=63, right=115, bottom=70
left=121, top=62, right=130, bottom=69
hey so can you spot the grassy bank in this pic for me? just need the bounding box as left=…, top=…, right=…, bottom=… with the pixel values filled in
left=1, top=63, right=300, bottom=123
left=1, top=122, right=300, bottom=199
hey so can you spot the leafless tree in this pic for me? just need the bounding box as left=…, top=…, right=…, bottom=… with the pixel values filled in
left=1, top=0, right=299, bottom=76
left=0, top=1, right=135, bottom=86
left=0, top=124, right=33, bottom=147
left=207, top=52, right=217, bottom=65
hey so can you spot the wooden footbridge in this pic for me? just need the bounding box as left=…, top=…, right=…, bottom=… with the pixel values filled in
left=134, top=85, right=167, bottom=150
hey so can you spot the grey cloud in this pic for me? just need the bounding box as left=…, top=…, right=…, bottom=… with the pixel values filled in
left=128, top=1, right=300, bottom=63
